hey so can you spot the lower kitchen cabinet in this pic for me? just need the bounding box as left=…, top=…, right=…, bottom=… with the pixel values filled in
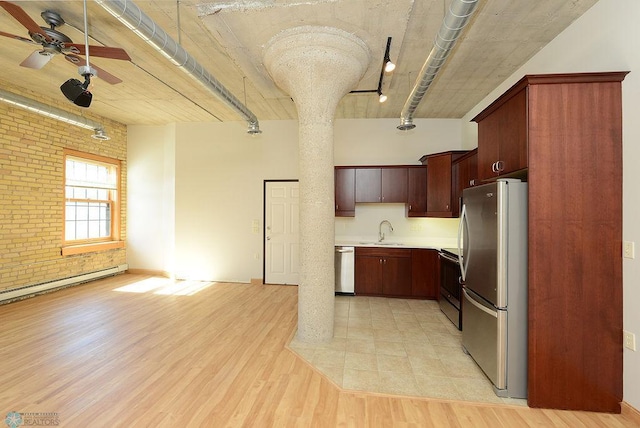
left=410, top=249, right=439, bottom=299
left=355, top=247, right=412, bottom=297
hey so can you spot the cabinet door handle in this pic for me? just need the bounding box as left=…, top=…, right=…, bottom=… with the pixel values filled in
left=379, top=258, right=383, bottom=264
left=491, top=161, right=497, bottom=173
left=409, top=204, right=412, bottom=211
left=496, top=160, right=504, bottom=172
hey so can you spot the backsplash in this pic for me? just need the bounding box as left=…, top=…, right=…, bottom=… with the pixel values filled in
left=334, top=203, right=460, bottom=247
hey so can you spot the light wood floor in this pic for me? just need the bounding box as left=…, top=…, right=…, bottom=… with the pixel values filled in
left=0, top=273, right=638, bottom=427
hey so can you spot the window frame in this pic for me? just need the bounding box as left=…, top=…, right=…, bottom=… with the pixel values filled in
left=61, top=148, right=124, bottom=256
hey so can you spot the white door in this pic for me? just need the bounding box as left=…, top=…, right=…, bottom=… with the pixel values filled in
left=265, top=181, right=299, bottom=285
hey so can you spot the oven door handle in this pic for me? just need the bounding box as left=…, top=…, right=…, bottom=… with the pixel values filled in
left=439, top=252, right=458, bottom=264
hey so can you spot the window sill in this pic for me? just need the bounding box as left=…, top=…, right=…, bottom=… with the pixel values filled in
left=61, top=240, right=125, bottom=256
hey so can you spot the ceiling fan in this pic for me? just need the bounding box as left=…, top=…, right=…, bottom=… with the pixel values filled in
left=0, top=1, right=130, bottom=84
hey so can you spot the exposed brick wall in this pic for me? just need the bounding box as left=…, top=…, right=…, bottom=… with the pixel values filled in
left=0, top=81, right=127, bottom=291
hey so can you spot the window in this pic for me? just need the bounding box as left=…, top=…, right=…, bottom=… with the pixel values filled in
left=62, top=149, right=124, bottom=255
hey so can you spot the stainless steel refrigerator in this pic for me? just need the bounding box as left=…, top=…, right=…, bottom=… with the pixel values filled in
left=459, top=179, right=528, bottom=398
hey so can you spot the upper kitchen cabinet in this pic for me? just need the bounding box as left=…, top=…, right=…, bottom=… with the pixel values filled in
left=407, top=166, right=428, bottom=217
left=355, top=167, right=407, bottom=203
left=420, top=151, right=469, bottom=217
left=451, top=149, right=478, bottom=217
left=473, top=87, right=528, bottom=180
left=335, top=167, right=355, bottom=217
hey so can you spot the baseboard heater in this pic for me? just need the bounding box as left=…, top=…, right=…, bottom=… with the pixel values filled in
left=0, top=264, right=128, bottom=304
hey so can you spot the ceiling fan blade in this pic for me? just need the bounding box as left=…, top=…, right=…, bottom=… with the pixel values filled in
left=65, top=43, right=131, bottom=61
left=0, top=1, right=51, bottom=42
left=20, top=50, right=53, bottom=69
left=88, top=63, right=123, bottom=85
left=64, top=54, right=123, bottom=85
left=0, top=30, right=37, bottom=44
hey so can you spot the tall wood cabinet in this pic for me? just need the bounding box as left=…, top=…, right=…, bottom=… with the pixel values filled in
left=473, top=72, right=628, bottom=413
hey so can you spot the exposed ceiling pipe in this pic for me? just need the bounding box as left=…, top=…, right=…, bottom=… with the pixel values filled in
left=95, top=0, right=261, bottom=134
left=398, top=0, right=480, bottom=130
left=0, top=88, right=110, bottom=140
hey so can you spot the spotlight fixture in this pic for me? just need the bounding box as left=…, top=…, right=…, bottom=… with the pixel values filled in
left=60, top=73, right=92, bottom=107
left=384, top=61, right=396, bottom=73
left=378, top=92, right=388, bottom=103
left=383, top=37, right=396, bottom=73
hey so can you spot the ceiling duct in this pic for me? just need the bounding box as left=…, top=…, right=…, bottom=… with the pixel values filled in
left=96, top=0, right=261, bottom=134
left=0, top=88, right=109, bottom=139
left=398, top=0, right=479, bottom=130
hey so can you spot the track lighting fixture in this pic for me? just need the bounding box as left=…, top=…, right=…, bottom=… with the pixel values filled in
left=348, top=36, right=395, bottom=103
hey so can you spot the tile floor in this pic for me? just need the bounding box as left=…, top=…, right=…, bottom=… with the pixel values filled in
left=288, top=295, right=527, bottom=406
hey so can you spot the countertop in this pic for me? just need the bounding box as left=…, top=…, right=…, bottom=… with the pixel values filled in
left=335, top=237, right=458, bottom=251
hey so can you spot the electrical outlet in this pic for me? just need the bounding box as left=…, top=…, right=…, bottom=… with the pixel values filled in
left=623, top=241, right=635, bottom=259
left=624, top=330, right=637, bottom=351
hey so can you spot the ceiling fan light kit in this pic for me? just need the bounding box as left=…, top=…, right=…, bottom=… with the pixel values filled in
left=60, top=75, right=92, bottom=108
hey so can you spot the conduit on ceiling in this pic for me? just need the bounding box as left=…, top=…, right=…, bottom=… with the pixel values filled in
left=398, top=0, right=479, bottom=130
left=0, top=89, right=110, bottom=140
left=96, top=0, right=261, bottom=134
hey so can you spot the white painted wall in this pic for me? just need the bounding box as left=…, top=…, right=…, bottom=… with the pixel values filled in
left=335, top=118, right=462, bottom=165
left=460, top=0, right=640, bottom=409
left=127, top=124, right=175, bottom=274
left=173, top=120, right=299, bottom=282
left=127, top=118, right=463, bottom=282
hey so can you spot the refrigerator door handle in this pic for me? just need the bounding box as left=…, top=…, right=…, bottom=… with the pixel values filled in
left=458, top=204, right=469, bottom=281
left=463, top=288, right=497, bottom=318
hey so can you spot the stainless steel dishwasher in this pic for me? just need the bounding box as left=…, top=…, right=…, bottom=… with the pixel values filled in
left=335, top=246, right=355, bottom=294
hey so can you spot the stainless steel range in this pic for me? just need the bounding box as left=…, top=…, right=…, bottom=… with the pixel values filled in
left=438, top=247, right=462, bottom=330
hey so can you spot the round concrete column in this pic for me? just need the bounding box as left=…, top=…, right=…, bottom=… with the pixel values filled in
left=264, top=26, right=370, bottom=342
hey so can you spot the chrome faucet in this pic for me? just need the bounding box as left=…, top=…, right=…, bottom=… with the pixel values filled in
left=378, top=220, right=393, bottom=242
